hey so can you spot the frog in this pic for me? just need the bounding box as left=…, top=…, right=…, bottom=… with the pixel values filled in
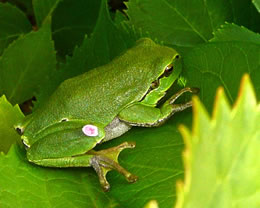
left=15, top=38, right=198, bottom=191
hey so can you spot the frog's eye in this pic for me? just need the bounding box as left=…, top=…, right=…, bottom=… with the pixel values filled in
left=164, top=64, right=173, bottom=77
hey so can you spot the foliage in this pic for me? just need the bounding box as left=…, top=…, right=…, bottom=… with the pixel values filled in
left=0, top=0, right=259, bottom=207
left=176, top=75, right=260, bottom=208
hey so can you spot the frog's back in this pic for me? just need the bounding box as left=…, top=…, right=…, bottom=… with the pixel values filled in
left=50, top=59, right=149, bottom=125
left=25, top=39, right=176, bottom=135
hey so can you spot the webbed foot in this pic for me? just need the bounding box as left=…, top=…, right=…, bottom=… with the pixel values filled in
left=89, top=141, right=138, bottom=191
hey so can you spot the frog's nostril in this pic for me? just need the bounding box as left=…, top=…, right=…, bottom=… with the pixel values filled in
left=15, top=127, right=24, bottom=135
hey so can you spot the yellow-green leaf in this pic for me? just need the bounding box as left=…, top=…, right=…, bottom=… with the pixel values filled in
left=0, top=95, right=24, bottom=153
left=175, top=74, right=260, bottom=208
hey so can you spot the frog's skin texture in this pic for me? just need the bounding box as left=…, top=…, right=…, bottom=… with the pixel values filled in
left=15, top=38, right=198, bottom=191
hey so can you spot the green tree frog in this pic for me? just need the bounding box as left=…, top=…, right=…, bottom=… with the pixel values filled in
left=15, top=38, right=198, bottom=191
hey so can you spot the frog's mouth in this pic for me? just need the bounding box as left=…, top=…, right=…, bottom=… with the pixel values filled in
left=140, top=54, right=182, bottom=105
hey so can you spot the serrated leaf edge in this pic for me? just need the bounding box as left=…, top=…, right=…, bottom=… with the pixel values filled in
left=175, top=74, right=258, bottom=208
left=210, top=22, right=260, bottom=43
left=0, top=94, right=24, bottom=117
left=0, top=95, right=24, bottom=155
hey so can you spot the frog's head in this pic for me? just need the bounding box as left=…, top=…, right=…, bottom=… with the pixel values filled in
left=132, top=38, right=183, bottom=106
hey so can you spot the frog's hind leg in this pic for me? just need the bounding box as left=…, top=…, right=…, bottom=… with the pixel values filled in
left=26, top=126, right=137, bottom=191
left=27, top=141, right=137, bottom=191
left=88, top=141, right=138, bottom=191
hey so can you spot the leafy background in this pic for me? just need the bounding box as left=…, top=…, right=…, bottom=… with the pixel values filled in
left=0, top=0, right=259, bottom=207
left=176, top=75, right=260, bottom=208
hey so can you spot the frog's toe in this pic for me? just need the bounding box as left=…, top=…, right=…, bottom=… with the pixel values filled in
left=190, top=87, right=200, bottom=94
left=102, top=181, right=110, bottom=192
left=117, top=141, right=136, bottom=149
left=127, top=173, right=138, bottom=183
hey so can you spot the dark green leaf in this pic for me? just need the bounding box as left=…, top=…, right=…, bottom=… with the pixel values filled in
left=0, top=2, right=31, bottom=56
left=7, top=0, right=33, bottom=15
left=114, top=11, right=128, bottom=24
left=52, top=0, right=102, bottom=56
left=0, top=22, right=56, bottom=105
left=228, top=0, right=260, bottom=33
left=126, top=0, right=233, bottom=49
left=33, top=0, right=61, bottom=27
left=60, top=0, right=133, bottom=80
left=184, top=41, right=260, bottom=112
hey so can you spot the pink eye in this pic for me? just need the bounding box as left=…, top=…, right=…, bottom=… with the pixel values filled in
left=82, top=124, right=98, bottom=137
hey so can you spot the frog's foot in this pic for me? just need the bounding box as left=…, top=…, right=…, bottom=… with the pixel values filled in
left=88, top=141, right=138, bottom=191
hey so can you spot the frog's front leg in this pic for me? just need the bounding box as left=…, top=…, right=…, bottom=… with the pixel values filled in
left=119, top=87, right=199, bottom=127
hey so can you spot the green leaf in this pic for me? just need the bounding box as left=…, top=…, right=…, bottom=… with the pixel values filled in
left=184, top=41, right=260, bottom=113
left=228, top=0, right=260, bottom=33
left=114, top=11, right=128, bottom=24
left=0, top=2, right=31, bottom=56
left=0, top=95, right=24, bottom=153
left=0, top=144, right=117, bottom=208
left=60, top=0, right=134, bottom=80
left=0, top=21, right=56, bottom=105
left=211, top=23, right=260, bottom=43
left=126, top=0, right=233, bottom=49
left=126, top=0, right=260, bottom=52
left=52, top=0, right=102, bottom=56
left=253, top=0, right=260, bottom=12
left=7, top=0, right=33, bottom=15
left=175, top=74, right=260, bottom=208
left=33, top=0, right=61, bottom=27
